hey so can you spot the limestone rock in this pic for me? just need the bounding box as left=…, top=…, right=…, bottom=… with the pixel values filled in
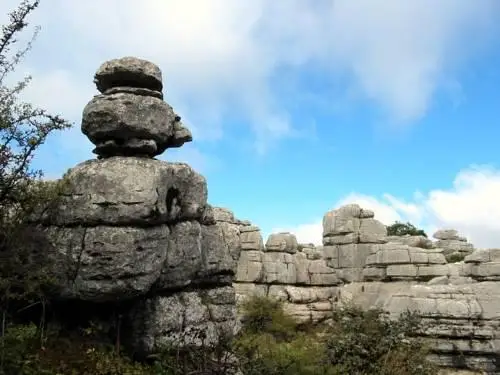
left=83, top=57, right=192, bottom=158
left=387, top=235, right=434, bottom=249
left=82, top=93, right=192, bottom=157
left=32, top=56, right=240, bottom=360
left=433, top=229, right=463, bottom=241
left=265, top=232, right=298, bottom=253
left=127, top=286, right=238, bottom=356
left=44, top=225, right=169, bottom=301
left=323, top=204, right=387, bottom=245
left=299, top=244, right=323, bottom=260
left=40, top=158, right=207, bottom=226
left=94, top=56, right=163, bottom=93
left=239, top=225, right=264, bottom=251
left=432, top=229, right=474, bottom=262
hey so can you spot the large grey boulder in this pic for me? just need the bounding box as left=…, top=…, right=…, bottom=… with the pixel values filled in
left=40, top=157, right=207, bottom=226
left=265, top=232, right=299, bottom=253
left=82, top=56, right=191, bottom=157
left=128, top=286, right=238, bottom=356
left=44, top=225, right=169, bottom=301
left=94, top=56, right=163, bottom=93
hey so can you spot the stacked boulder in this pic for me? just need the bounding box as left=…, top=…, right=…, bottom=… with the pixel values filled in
left=39, top=57, right=238, bottom=356
left=234, top=230, right=340, bottom=322
left=386, top=234, right=434, bottom=249
left=322, top=204, right=387, bottom=282
left=463, top=248, right=500, bottom=281
left=433, top=229, right=474, bottom=262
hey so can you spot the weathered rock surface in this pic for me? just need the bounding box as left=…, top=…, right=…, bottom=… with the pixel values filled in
left=433, top=229, right=474, bottom=261
left=387, top=234, right=434, bottom=249
left=128, top=286, right=238, bottom=356
left=83, top=56, right=192, bottom=157
left=234, top=227, right=341, bottom=323
left=233, top=204, right=500, bottom=373
left=94, top=56, right=163, bottom=94
left=40, top=157, right=207, bottom=226
left=37, top=57, right=239, bottom=356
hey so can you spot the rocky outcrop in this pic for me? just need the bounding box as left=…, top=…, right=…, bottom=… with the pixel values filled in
left=233, top=228, right=341, bottom=323
left=434, top=229, right=475, bottom=262
left=322, top=204, right=388, bottom=282
left=82, top=57, right=192, bottom=158
left=27, top=55, right=497, bottom=373
left=38, top=57, right=238, bottom=355
left=234, top=204, right=500, bottom=373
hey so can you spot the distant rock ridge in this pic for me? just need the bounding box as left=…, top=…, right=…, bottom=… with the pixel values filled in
left=233, top=204, right=500, bottom=373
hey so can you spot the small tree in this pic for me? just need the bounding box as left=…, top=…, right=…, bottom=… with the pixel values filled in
left=386, top=221, right=427, bottom=237
left=0, top=0, right=72, bottom=340
left=0, top=0, right=71, bottom=225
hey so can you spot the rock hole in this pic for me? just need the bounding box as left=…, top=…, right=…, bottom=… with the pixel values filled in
left=166, top=187, right=181, bottom=217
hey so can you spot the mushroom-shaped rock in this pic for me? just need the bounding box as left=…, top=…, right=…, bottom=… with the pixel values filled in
left=94, top=56, right=163, bottom=93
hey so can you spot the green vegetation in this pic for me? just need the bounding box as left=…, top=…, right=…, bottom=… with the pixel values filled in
left=1, top=0, right=71, bottom=317
left=387, top=221, right=428, bottom=237
left=446, top=253, right=467, bottom=263
left=0, top=295, right=438, bottom=375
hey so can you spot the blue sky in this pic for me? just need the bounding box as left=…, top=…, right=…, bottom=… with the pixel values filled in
left=2, top=0, right=500, bottom=247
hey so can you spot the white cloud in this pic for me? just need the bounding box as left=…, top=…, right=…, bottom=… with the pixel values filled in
left=1, top=0, right=498, bottom=153
left=278, top=166, right=500, bottom=249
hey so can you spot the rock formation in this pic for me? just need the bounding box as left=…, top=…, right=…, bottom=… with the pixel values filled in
left=434, top=229, right=475, bottom=262
left=29, top=55, right=498, bottom=373
left=234, top=227, right=341, bottom=323
left=39, top=57, right=239, bottom=356
left=234, top=204, right=500, bottom=373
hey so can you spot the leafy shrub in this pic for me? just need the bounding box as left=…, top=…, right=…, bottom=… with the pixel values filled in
left=387, top=221, right=427, bottom=237
left=0, top=321, right=151, bottom=375
left=238, top=295, right=298, bottom=340
left=0, top=0, right=72, bottom=323
left=234, top=296, right=438, bottom=375
left=445, top=252, right=467, bottom=263
left=323, top=303, right=437, bottom=375
left=234, top=295, right=332, bottom=375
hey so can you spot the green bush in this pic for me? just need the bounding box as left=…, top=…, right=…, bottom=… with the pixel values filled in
left=235, top=295, right=331, bottom=375
left=238, top=295, right=298, bottom=340
left=0, top=294, right=440, bottom=375
left=234, top=296, right=438, bottom=375
left=0, top=321, right=152, bottom=375
left=324, top=304, right=437, bottom=375
left=446, top=253, right=467, bottom=263
left=387, top=221, right=427, bottom=237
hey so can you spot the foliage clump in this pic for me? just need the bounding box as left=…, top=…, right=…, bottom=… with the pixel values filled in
left=0, top=295, right=439, bottom=375
left=232, top=296, right=438, bottom=375
left=446, top=253, right=467, bottom=263
left=387, top=221, right=428, bottom=237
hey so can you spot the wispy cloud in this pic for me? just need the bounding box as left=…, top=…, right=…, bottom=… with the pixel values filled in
left=2, top=0, right=499, bottom=156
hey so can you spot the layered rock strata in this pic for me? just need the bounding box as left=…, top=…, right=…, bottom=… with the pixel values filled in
left=39, top=57, right=238, bottom=355
left=234, top=229, right=341, bottom=323
left=234, top=204, right=500, bottom=373
left=434, top=229, right=475, bottom=262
